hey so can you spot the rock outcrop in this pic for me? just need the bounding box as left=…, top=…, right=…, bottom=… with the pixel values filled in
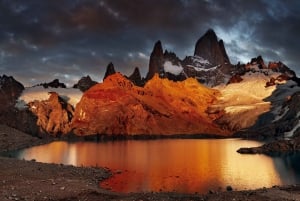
left=103, top=62, right=116, bottom=81
left=194, top=29, right=230, bottom=67
left=0, top=75, right=39, bottom=136
left=128, top=67, right=144, bottom=87
left=73, top=76, right=97, bottom=92
left=72, top=73, right=229, bottom=136
left=237, top=137, right=300, bottom=154
left=143, top=30, right=234, bottom=86
left=146, top=41, right=164, bottom=81
left=38, top=79, right=66, bottom=88
left=0, top=75, right=24, bottom=111
left=28, top=92, right=74, bottom=137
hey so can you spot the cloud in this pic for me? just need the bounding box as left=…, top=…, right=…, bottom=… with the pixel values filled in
left=0, top=0, right=299, bottom=86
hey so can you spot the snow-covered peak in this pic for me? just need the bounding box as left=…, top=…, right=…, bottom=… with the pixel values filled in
left=163, top=61, right=183, bottom=75
left=16, top=86, right=83, bottom=109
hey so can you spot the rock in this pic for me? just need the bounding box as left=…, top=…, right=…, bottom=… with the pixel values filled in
left=128, top=67, right=144, bottom=86
left=39, top=79, right=66, bottom=88
left=194, top=29, right=230, bottom=66
left=28, top=92, right=74, bottom=137
left=227, top=74, right=243, bottom=84
left=237, top=137, right=300, bottom=154
left=72, top=73, right=229, bottom=136
left=226, top=185, right=233, bottom=191
left=103, top=62, right=116, bottom=81
left=73, top=75, right=97, bottom=92
left=0, top=75, right=24, bottom=111
left=146, top=40, right=164, bottom=81
left=250, top=55, right=266, bottom=69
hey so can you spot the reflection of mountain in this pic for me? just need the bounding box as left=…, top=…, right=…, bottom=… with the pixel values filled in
left=12, top=139, right=283, bottom=193
left=272, top=153, right=300, bottom=184
left=0, top=29, right=300, bottom=138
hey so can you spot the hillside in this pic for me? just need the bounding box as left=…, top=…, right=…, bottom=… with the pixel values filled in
left=72, top=73, right=228, bottom=136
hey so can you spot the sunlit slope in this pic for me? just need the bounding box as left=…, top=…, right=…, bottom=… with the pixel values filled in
left=211, top=72, right=279, bottom=130
left=72, top=73, right=229, bottom=136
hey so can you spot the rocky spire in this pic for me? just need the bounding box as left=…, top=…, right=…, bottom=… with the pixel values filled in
left=128, top=67, right=144, bottom=86
left=103, top=62, right=116, bottom=81
left=0, top=75, right=24, bottom=110
left=73, top=75, right=97, bottom=92
left=146, top=40, right=164, bottom=80
left=218, top=39, right=230, bottom=64
left=194, top=29, right=230, bottom=66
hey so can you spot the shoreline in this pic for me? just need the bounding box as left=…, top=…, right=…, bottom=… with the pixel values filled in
left=1, top=124, right=300, bottom=200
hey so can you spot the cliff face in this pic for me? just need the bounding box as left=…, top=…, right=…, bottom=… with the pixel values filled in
left=194, top=29, right=230, bottom=66
left=146, top=41, right=164, bottom=81
left=72, top=73, right=229, bottom=136
left=28, top=92, right=74, bottom=137
left=0, top=75, right=24, bottom=111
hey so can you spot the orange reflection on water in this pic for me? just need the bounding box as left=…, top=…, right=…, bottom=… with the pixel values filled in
left=16, top=139, right=283, bottom=193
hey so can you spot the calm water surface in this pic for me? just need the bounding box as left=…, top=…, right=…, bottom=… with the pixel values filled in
left=8, top=139, right=300, bottom=193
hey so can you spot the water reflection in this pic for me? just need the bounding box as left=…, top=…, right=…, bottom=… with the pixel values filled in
left=11, top=139, right=300, bottom=193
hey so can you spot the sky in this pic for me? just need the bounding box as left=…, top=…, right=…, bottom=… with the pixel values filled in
left=0, top=0, right=299, bottom=87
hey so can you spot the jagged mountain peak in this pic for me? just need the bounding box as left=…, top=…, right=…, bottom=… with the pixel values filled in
left=38, top=79, right=66, bottom=88
left=128, top=67, right=144, bottom=87
left=73, top=75, right=97, bottom=92
left=194, top=28, right=230, bottom=66
left=103, top=62, right=116, bottom=81
left=146, top=40, right=165, bottom=80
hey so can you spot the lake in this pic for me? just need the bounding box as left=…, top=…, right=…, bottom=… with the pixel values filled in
left=6, top=139, right=300, bottom=193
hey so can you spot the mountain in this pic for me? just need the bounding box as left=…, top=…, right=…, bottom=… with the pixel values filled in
left=103, top=62, right=116, bottom=80
left=211, top=56, right=300, bottom=133
left=37, top=79, right=66, bottom=88
left=0, top=29, right=300, bottom=142
left=28, top=92, right=74, bottom=137
left=194, top=29, right=230, bottom=67
left=0, top=75, right=24, bottom=111
left=72, top=73, right=229, bottom=136
left=127, top=67, right=144, bottom=87
left=144, top=29, right=234, bottom=86
left=73, top=75, right=98, bottom=92
left=145, top=41, right=164, bottom=81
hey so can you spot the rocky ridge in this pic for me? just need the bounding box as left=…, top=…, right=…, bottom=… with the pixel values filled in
left=72, top=73, right=228, bottom=136
left=0, top=29, right=299, bottom=140
left=73, top=75, right=97, bottom=92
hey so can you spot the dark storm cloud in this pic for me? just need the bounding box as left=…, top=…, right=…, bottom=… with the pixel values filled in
left=0, top=0, right=299, bottom=86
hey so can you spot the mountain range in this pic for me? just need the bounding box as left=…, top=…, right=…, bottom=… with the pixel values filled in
left=1, top=29, right=300, bottom=141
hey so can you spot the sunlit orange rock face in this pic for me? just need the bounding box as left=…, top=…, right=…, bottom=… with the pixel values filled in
left=72, top=73, right=229, bottom=136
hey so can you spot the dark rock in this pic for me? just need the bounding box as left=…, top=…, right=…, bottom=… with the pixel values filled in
left=227, top=74, right=243, bottom=84
left=0, top=75, right=24, bottom=111
left=103, top=62, right=116, bottom=81
left=146, top=41, right=164, bottom=80
left=250, top=55, right=266, bottom=69
left=128, top=67, right=144, bottom=87
left=73, top=76, right=97, bottom=92
left=194, top=29, right=230, bottom=66
left=0, top=75, right=40, bottom=136
left=237, top=137, right=300, bottom=154
left=226, top=186, right=233, bottom=191
left=39, top=79, right=66, bottom=88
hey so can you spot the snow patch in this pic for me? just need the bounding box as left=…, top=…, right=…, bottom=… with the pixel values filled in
left=16, top=86, right=83, bottom=109
left=272, top=106, right=289, bottom=122
left=191, top=55, right=210, bottom=65
left=163, top=61, right=183, bottom=75
left=285, top=120, right=300, bottom=138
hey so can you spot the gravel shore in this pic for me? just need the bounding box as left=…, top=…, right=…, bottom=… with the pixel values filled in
left=1, top=124, right=300, bottom=201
